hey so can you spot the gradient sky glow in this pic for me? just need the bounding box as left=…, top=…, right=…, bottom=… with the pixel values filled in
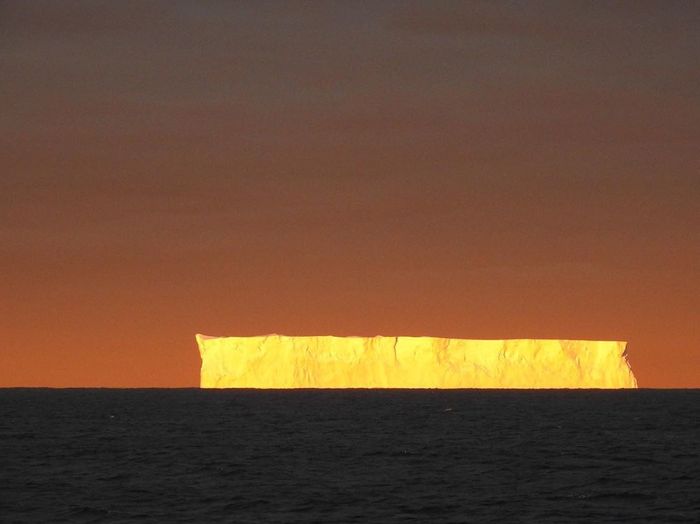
left=2, top=1, right=698, bottom=387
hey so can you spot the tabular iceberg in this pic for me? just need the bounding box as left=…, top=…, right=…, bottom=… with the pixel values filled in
left=196, top=334, right=637, bottom=389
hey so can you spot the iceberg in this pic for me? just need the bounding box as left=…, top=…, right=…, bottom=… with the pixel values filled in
left=196, top=334, right=638, bottom=389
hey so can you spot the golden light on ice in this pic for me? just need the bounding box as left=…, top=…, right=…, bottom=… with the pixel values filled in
left=196, top=335, right=637, bottom=389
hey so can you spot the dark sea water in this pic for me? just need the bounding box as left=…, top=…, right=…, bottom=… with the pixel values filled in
left=0, top=390, right=698, bottom=523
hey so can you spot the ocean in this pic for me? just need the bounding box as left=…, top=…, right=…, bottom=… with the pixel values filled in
left=1, top=389, right=698, bottom=523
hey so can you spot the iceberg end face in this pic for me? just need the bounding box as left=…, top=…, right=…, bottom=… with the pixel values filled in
left=196, top=334, right=638, bottom=389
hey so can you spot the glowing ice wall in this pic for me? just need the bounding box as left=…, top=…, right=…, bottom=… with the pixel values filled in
left=196, top=334, right=637, bottom=389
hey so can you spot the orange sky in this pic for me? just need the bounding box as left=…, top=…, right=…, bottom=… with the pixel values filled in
left=1, top=2, right=698, bottom=387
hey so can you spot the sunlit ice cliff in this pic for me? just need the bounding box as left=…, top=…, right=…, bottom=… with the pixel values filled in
left=196, top=335, right=637, bottom=389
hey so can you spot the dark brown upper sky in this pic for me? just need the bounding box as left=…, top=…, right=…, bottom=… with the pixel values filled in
left=1, top=1, right=698, bottom=387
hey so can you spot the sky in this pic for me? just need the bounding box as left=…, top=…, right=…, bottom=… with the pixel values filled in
left=1, top=1, right=698, bottom=387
